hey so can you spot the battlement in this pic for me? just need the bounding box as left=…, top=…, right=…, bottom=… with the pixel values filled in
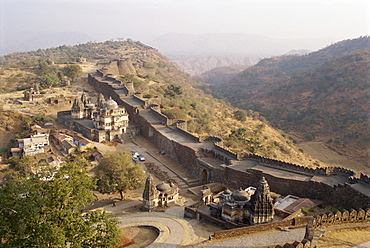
left=360, top=173, right=370, bottom=184
left=312, top=208, right=370, bottom=229
left=149, top=105, right=169, bottom=125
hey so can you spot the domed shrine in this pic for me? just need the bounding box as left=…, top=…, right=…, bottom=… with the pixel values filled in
left=142, top=175, right=180, bottom=211
left=210, top=177, right=275, bottom=225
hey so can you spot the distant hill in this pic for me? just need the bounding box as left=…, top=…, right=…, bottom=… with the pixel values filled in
left=149, top=33, right=333, bottom=75
left=209, top=36, right=370, bottom=166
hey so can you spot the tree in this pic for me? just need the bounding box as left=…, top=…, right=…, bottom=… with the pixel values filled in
left=234, top=109, right=247, bottom=122
left=40, top=72, right=59, bottom=88
left=62, top=64, right=82, bottom=82
left=0, top=159, right=121, bottom=248
left=96, top=151, right=145, bottom=200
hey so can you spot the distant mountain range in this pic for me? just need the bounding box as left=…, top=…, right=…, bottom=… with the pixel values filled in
left=148, top=33, right=333, bottom=56
left=147, top=33, right=335, bottom=74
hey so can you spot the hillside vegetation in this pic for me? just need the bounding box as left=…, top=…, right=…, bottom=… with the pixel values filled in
left=0, top=40, right=333, bottom=168
left=194, top=65, right=248, bottom=86
left=205, top=36, right=369, bottom=166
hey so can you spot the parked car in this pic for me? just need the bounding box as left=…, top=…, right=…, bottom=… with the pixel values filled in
left=131, top=150, right=139, bottom=157
left=138, top=154, right=145, bottom=161
left=132, top=155, right=139, bottom=163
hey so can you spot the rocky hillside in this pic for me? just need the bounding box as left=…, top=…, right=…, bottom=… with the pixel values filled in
left=0, top=40, right=326, bottom=168
left=208, top=36, right=369, bottom=166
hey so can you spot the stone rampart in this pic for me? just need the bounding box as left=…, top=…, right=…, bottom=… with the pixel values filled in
left=211, top=216, right=311, bottom=240
left=360, top=173, right=370, bottom=184
left=56, top=110, right=73, bottom=128
left=218, top=167, right=370, bottom=209
left=132, top=95, right=148, bottom=108
left=199, top=135, right=223, bottom=144
left=214, top=142, right=239, bottom=162
left=88, top=68, right=370, bottom=210
left=149, top=106, right=169, bottom=125
left=244, top=153, right=356, bottom=177
left=312, top=208, right=370, bottom=229
left=171, top=126, right=200, bottom=143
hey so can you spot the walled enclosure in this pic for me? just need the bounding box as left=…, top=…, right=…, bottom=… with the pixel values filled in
left=87, top=61, right=370, bottom=211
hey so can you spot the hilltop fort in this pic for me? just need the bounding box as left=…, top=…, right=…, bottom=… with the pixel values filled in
left=56, top=59, right=370, bottom=247
left=56, top=60, right=369, bottom=210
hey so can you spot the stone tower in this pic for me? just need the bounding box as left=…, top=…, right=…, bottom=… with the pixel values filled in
left=250, top=177, right=275, bottom=224
left=71, top=97, right=85, bottom=119
left=141, top=175, right=158, bottom=212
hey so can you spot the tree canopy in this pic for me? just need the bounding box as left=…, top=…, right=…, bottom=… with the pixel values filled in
left=0, top=159, right=121, bottom=248
left=62, top=64, right=82, bottom=82
left=96, top=151, right=145, bottom=200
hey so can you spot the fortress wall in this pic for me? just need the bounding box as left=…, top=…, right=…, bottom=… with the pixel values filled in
left=135, top=113, right=200, bottom=175
left=149, top=107, right=169, bottom=125
left=172, top=126, right=200, bottom=143
left=132, top=95, right=147, bottom=107
left=360, top=173, right=370, bottom=184
left=89, top=75, right=115, bottom=100
left=214, top=142, right=239, bottom=161
left=212, top=217, right=311, bottom=240
left=219, top=167, right=370, bottom=209
left=88, top=71, right=370, bottom=209
left=199, top=136, right=223, bottom=143
left=312, top=208, right=370, bottom=229
left=56, top=110, right=73, bottom=128
left=117, top=59, right=136, bottom=75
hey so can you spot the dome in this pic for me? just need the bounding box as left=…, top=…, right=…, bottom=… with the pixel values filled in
left=156, top=182, right=171, bottom=192
left=104, top=97, right=118, bottom=110
left=231, top=189, right=250, bottom=201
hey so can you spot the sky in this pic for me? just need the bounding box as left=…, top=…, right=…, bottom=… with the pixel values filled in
left=0, top=0, right=369, bottom=44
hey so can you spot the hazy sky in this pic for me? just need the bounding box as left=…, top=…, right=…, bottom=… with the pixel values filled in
left=1, top=0, right=369, bottom=42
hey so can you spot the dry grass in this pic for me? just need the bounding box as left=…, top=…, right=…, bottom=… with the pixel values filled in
left=318, top=227, right=370, bottom=247
left=298, top=141, right=369, bottom=174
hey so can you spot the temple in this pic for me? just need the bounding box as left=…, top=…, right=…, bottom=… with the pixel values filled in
left=57, top=93, right=129, bottom=142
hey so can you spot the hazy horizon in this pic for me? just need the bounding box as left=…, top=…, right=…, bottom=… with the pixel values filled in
left=0, top=0, right=369, bottom=53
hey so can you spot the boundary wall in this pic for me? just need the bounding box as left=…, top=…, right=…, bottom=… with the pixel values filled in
left=87, top=68, right=370, bottom=211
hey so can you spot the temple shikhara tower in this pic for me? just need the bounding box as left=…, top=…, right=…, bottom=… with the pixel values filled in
left=210, top=177, right=275, bottom=225
left=141, top=175, right=180, bottom=211
left=250, top=177, right=275, bottom=224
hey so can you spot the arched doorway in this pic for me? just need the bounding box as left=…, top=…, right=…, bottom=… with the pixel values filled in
left=201, top=169, right=208, bottom=185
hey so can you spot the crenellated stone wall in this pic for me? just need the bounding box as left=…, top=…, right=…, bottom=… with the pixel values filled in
left=312, top=208, right=370, bottom=229
left=211, top=216, right=311, bottom=240
left=87, top=65, right=370, bottom=212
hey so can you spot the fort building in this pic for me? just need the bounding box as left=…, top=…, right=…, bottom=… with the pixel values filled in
left=210, top=177, right=275, bottom=225
left=57, top=92, right=129, bottom=142
left=141, top=174, right=180, bottom=211
left=57, top=60, right=370, bottom=214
